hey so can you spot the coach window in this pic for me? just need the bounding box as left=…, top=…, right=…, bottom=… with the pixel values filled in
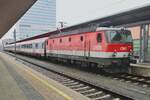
left=42, top=43, right=44, bottom=48
left=35, top=43, right=38, bottom=48
left=69, top=37, right=71, bottom=42
left=80, top=36, right=83, bottom=42
left=29, top=44, right=32, bottom=48
left=97, top=33, right=102, bottom=43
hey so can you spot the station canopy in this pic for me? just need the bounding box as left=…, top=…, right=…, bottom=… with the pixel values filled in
left=1, top=2, right=150, bottom=39
left=60, top=4, right=150, bottom=34
left=0, top=0, right=37, bottom=38
left=15, top=4, right=150, bottom=43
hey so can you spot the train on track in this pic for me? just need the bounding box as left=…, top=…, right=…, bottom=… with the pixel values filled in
left=4, top=27, right=133, bottom=72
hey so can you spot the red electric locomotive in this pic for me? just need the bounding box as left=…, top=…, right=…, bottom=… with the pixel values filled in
left=46, top=27, right=133, bottom=72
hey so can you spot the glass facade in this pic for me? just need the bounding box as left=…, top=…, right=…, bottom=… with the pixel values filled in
left=16, top=0, right=56, bottom=40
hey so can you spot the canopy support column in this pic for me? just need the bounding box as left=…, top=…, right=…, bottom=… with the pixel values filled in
left=139, top=24, right=149, bottom=62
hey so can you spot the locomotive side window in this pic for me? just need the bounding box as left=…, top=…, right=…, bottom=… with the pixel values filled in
left=97, top=33, right=102, bottom=43
left=80, top=36, right=83, bottom=41
left=69, top=37, right=71, bottom=42
left=60, top=38, right=62, bottom=43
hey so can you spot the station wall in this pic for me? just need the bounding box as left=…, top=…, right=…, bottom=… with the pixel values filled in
left=128, top=26, right=140, bottom=52
left=128, top=25, right=150, bottom=53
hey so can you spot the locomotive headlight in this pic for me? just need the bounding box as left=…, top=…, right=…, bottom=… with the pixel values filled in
left=112, top=52, right=117, bottom=57
left=128, top=52, right=133, bottom=57
left=130, top=49, right=133, bottom=52
left=129, top=48, right=133, bottom=56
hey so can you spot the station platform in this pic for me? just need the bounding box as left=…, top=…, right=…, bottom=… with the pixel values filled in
left=0, top=52, right=89, bottom=100
left=130, top=63, right=150, bottom=77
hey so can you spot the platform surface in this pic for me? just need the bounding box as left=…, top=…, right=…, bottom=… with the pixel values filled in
left=15, top=53, right=150, bottom=100
left=0, top=53, right=44, bottom=100
left=0, top=52, right=89, bottom=100
left=131, top=63, right=150, bottom=68
left=130, top=63, right=150, bottom=76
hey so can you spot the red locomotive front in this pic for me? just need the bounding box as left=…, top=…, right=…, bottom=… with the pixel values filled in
left=95, top=28, right=133, bottom=66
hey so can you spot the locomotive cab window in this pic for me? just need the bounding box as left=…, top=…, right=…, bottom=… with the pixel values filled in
left=97, top=33, right=102, bottom=43
left=106, top=30, right=132, bottom=43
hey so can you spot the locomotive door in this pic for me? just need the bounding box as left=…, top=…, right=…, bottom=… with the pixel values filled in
left=84, top=35, right=91, bottom=58
left=49, top=42, right=52, bottom=53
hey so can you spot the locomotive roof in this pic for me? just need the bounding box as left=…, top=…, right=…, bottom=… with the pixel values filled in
left=96, top=27, right=127, bottom=31
left=48, top=27, right=129, bottom=39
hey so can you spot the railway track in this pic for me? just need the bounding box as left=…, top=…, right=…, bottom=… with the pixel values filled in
left=51, top=59, right=150, bottom=88
left=7, top=52, right=133, bottom=100
left=111, top=74, right=150, bottom=88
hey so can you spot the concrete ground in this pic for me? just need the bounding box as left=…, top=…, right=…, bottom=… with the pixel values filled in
left=0, top=52, right=90, bottom=100
left=12, top=52, right=150, bottom=100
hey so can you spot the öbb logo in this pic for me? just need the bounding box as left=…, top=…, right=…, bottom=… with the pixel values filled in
left=120, top=47, right=127, bottom=51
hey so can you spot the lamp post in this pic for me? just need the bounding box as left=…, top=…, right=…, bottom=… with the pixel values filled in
left=13, top=29, right=16, bottom=58
left=2, top=40, right=4, bottom=51
left=58, top=21, right=67, bottom=28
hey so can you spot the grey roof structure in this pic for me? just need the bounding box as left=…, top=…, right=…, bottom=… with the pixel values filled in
left=12, top=4, right=150, bottom=43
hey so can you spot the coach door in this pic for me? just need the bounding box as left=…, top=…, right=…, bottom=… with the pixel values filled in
left=44, top=40, right=48, bottom=57
left=44, top=42, right=46, bottom=57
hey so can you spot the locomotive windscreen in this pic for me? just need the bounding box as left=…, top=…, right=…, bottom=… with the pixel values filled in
left=106, top=30, right=132, bottom=43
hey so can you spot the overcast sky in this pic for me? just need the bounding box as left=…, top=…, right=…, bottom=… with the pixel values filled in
left=57, top=0, right=150, bottom=26
left=2, top=0, right=150, bottom=40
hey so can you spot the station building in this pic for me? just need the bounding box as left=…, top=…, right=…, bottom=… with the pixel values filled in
left=16, top=0, right=56, bottom=40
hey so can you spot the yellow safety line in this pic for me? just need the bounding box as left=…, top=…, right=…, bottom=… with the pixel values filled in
left=21, top=66, right=73, bottom=100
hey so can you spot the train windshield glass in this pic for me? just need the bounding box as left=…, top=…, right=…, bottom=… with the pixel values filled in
left=106, top=30, right=132, bottom=43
